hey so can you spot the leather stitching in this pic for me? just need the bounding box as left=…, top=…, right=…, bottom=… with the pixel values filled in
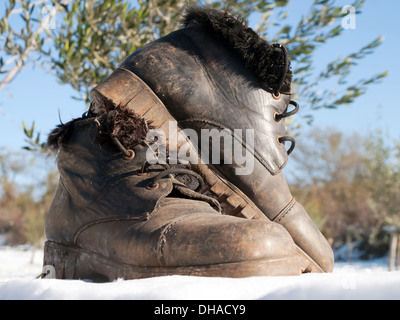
left=272, top=197, right=297, bottom=223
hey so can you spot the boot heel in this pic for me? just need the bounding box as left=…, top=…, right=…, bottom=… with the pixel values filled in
left=43, top=241, right=80, bottom=279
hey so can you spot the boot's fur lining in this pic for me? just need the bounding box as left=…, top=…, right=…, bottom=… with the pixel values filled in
left=102, top=108, right=152, bottom=149
left=47, top=108, right=151, bottom=150
left=47, top=117, right=82, bottom=150
left=182, top=6, right=292, bottom=94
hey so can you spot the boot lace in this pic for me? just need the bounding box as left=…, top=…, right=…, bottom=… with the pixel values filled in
left=107, top=129, right=205, bottom=193
left=140, top=161, right=205, bottom=193
left=101, top=108, right=205, bottom=192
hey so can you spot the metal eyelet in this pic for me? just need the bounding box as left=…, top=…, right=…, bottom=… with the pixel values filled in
left=146, top=182, right=159, bottom=190
left=123, top=149, right=135, bottom=161
left=274, top=112, right=283, bottom=122
left=272, top=91, right=281, bottom=100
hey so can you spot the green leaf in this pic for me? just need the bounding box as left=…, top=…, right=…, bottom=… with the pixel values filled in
left=35, top=132, right=41, bottom=145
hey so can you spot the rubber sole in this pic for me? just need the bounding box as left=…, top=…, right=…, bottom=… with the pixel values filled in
left=90, top=68, right=323, bottom=273
left=43, top=241, right=307, bottom=281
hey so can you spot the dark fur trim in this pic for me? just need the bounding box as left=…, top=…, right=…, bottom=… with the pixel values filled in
left=182, top=6, right=292, bottom=93
left=47, top=108, right=152, bottom=150
left=47, top=117, right=82, bottom=149
left=102, top=107, right=151, bottom=149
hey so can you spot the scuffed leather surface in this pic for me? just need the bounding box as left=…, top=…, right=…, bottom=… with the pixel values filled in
left=46, top=117, right=304, bottom=270
left=121, top=25, right=289, bottom=175
left=46, top=118, right=174, bottom=245
left=90, top=21, right=333, bottom=272
left=76, top=197, right=298, bottom=267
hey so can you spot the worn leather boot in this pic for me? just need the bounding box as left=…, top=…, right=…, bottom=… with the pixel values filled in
left=89, top=6, right=333, bottom=273
left=43, top=108, right=308, bottom=281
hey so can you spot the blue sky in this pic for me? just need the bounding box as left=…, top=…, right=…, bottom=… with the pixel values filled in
left=0, top=0, right=399, bottom=153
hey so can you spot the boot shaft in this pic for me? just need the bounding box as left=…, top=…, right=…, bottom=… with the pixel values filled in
left=118, top=20, right=292, bottom=176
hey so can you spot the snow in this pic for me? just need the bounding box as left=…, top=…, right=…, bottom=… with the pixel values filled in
left=1, top=245, right=400, bottom=300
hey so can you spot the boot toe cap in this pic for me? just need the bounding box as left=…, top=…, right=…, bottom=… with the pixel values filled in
left=74, top=198, right=308, bottom=277
left=161, top=214, right=301, bottom=267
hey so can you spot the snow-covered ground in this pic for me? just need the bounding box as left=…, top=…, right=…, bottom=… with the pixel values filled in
left=0, top=244, right=399, bottom=300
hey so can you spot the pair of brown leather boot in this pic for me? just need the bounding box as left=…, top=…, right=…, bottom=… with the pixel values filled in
left=43, top=7, right=333, bottom=281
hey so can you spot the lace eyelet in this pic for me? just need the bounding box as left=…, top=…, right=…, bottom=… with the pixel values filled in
left=277, top=136, right=284, bottom=146
left=146, top=182, right=159, bottom=190
left=272, top=92, right=281, bottom=100
left=123, top=149, right=135, bottom=161
left=274, top=112, right=283, bottom=122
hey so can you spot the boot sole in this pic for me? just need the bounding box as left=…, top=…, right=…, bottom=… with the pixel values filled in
left=43, top=241, right=307, bottom=281
left=90, top=68, right=323, bottom=273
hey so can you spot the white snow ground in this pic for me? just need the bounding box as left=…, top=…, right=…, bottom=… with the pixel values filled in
left=0, top=244, right=399, bottom=300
